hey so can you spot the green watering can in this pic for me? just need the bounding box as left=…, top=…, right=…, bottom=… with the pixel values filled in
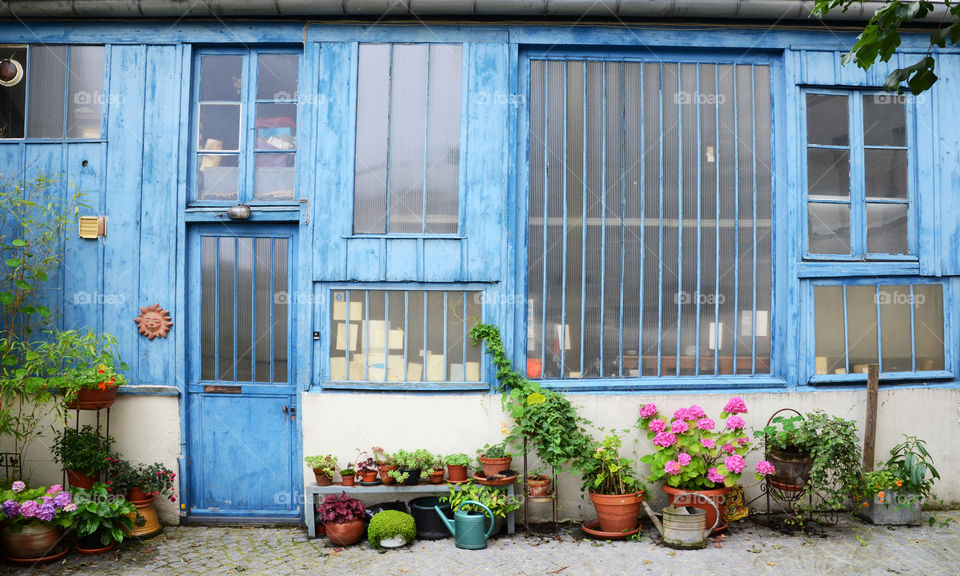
left=435, top=500, right=494, bottom=550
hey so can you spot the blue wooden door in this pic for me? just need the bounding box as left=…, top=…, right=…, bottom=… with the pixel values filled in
left=186, top=224, right=299, bottom=519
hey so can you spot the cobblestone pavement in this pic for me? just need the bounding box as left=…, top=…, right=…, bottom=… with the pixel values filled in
left=3, top=511, right=958, bottom=576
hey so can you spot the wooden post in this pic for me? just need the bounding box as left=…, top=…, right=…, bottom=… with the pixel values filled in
left=862, top=364, right=879, bottom=472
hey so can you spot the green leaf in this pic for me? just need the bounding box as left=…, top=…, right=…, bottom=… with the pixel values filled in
left=14, top=279, right=31, bottom=291
left=0, top=292, right=13, bottom=305
left=11, top=239, right=27, bottom=247
left=5, top=258, right=22, bottom=267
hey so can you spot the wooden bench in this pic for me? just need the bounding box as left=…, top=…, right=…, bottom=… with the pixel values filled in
left=304, top=482, right=517, bottom=538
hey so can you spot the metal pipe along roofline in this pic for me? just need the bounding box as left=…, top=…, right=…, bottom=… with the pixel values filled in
left=0, top=0, right=951, bottom=21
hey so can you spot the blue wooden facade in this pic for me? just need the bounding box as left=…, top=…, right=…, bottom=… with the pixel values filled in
left=2, top=17, right=959, bottom=519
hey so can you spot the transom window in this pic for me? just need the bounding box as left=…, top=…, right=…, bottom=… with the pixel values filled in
left=526, top=58, right=773, bottom=380
left=327, top=289, right=481, bottom=387
left=193, top=49, right=299, bottom=202
left=804, top=91, right=911, bottom=257
left=353, top=43, right=463, bottom=235
left=812, top=283, right=945, bottom=381
left=0, top=44, right=105, bottom=140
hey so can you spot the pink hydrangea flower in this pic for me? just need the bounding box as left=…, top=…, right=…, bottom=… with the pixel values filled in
left=737, top=436, right=750, bottom=447
left=723, top=397, right=748, bottom=414
left=46, top=484, right=63, bottom=495
left=677, top=452, right=692, bottom=466
left=649, top=418, right=667, bottom=433
left=701, top=437, right=716, bottom=449
left=755, top=460, right=776, bottom=476
left=639, top=403, right=658, bottom=418
left=11, top=481, right=25, bottom=493
left=664, top=460, right=682, bottom=475
left=670, top=420, right=689, bottom=434
left=64, top=503, right=77, bottom=512
left=653, top=432, right=678, bottom=448
left=726, top=416, right=746, bottom=430
left=696, top=418, right=715, bottom=431
left=722, top=443, right=735, bottom=454
left=707, top=468, right=726, bottom=484
left=687, top=405, right=706, bottom=419
left=19, top=500, right=38, bottom=518
left=724, top=455, right=746, bottom=474
left=673, top=407, right=689, bottom=421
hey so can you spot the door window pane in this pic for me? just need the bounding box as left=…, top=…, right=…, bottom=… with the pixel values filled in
left=0, top=47, right=27, bottom=138
left=807, top=148, right=850, bottom=200
left=200, top=55, right=242, bottom=101
left=27, top=45, right=66, bottom=138
left=864, top=149, right=907, bottom=200
left=866, top=203, right=909, bottom=254
left=67, top=45, right=104, bottom=139
left=914, top=284, right=944, bottom=371
left=862, top=94, right=906, bottom=146
left=808, top=203, right=851, bottom=254
left=257, top=54, right=298, bottom=100
left=814, top=286, right=846, bottom=374
left=806, top=94, right=848, bottom=146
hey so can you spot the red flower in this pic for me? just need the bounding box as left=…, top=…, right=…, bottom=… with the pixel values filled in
left=98, top=369, right=105, bottom=374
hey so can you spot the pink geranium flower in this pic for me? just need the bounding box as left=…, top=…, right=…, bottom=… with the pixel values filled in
left=723, top=397, right=748, bottom=414
left=649, top=418, right=666, bottom=433
left=639, top=403, right=658, bottom=418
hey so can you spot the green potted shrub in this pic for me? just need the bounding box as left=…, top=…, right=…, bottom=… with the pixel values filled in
left=476, top=441, right=513, bottom=477
left=44, top=330, right=128, bottom=410
left=70, top=482, right=136, bottom=553
left=857, top=435, right=941, bottom=526
left=367, top=510, right=416, bottom=548
left=443, top=453, right=471, bottom=483
left=304, top=455, right=338, bottom=486
left=106, top=459, right=176, bottom=538
left=0, top=481, right=77, bottom=562
left=575, top=434, right=645, bottom=534
left=318, top=492, right=366, bottom=546
left=51, top=425, right=114, bottom=489
left=757, top=410, right=861, bottom=523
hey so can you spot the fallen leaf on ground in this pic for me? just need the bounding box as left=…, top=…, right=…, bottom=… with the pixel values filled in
left=767, top=562, right=776, bottom=567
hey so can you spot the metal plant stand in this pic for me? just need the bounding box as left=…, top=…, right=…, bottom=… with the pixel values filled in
left=521, top=437, right=559, bottom=538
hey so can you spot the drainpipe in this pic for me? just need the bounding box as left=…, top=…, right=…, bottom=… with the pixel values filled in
left=0, top=0, right=951, bottom=21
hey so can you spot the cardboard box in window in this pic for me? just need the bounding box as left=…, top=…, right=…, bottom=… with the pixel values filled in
left=335, top=322, right=359, bottom=352
left=333, top=301, right=362, bottom=321
left=329, top=357, right=346, bottom=380
left=425, top=353, right=445, bottom=382
left=407, top=362, right=422, bottom=381
left=449, top=362, right=482, bottom=382
left=815, top=356, right=828, bottom=375
left=387, top=355, right=404, bottom=382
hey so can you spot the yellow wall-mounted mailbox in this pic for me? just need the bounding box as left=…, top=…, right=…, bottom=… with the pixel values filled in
left=78, top=216, right=107, bottom=239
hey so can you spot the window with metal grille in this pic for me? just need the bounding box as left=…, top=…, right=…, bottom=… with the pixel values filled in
left=353, top=43, right=462, bottom=235
left=812, top=282, right=946, bottom=382
left=0, top=44, right=104, bottom=139
left=526, top=58, right=773, bottom=380
left=327, top=289, right=482, bottom=387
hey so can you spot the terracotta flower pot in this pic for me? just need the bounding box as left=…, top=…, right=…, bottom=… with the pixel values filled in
left=446, top=464, right=468, bottom=482
left=662, top=485, right=730, bottom=533
left=325, top=518, right=365, bottom=546
left=66, top=469, right=97, bottom=489
left=360, top=470, right=379, bottom=483
left=526, top=476, right=553, bottom=498
left=379, top=465, right=397, bottom=485
left=0, top=523, right=63, bottom=560
left=341, top=474, right=356, bottom=487
left=123, top=493, right=163, bottom=539
left=588, top=491, right=642, bottom=533
left=313, top=469, right=333, bottom=486
left=479, top=456, right=512, bottom=477
left=67, top=387, right=118, bottom=410
left=428, top=469, right=445, bottom=484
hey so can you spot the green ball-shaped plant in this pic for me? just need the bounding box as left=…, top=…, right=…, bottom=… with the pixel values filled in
left=367, top=510, right=416, bottom=548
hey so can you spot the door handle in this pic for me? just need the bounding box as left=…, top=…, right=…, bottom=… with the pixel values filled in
left=282, top=405, right=289, bottom=414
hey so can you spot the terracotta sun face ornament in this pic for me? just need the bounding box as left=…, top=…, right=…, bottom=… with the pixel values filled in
left=135, top=304, right=173, bottom=340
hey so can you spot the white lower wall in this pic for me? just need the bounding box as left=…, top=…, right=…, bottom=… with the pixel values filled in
left=11, top=394, right=181, bottom=525
left=301, top=388, right=960, bottom=521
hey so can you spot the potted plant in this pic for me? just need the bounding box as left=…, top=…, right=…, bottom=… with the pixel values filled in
left=0, top=481, right=77, bottom=563
left=340, top=465, right=357, bottom=487
left=355, top=450, right=379, bottom=483
left=317, top=492, right=366, bottom=546
left=425, top=457, right=445, bottom=484
left=477, top=441, right=513, bottom=477
left=304, top=455, right=338, bottom=486
left=45, top=330, right=127, bottom=410
left=107, top=459, right=176, bottom=538
left=51, top=425, right=115, bottom=489
left=373, top=446, right=397, bottom=485
left=638, top=398, right=775, bottom=532
left=392, top=449, right=428, bottom=486
left=526, top=468, right=553, bottom=499
left=442, top=482, right=522, bottom=535
left=856, top=435, right=940, bottom=526
left=367, top=510, right=417, bottom=548
left=70, top=482, right=136, bottom=553
left=575, top=434, right=645, bottom=534
left=443, top=453, right=471, bottom=483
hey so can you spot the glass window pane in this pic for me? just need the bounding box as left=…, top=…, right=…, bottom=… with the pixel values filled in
left=864, top=149, right=907, bottom=200
left=879, top=285, right=911, bottom=372
left=406, top=291, right=425, bottom=382
left=867, top=203, right=908, bottom=254
left=354, top=44, right=391, bottom=234
left=564, top=60, right=584, bottom=378
left=808, top=202, right=851, bottom=254
left=272, top=239, right=288, bottom=382
left=847, top=285, right=878, bottom=373
left=236, top=237, right=254, bottom=382
left=754, top=65, right=773, bottom=374
left=388, top=44, right=428, bottom=233
left=28, top=45, right=66, bottom=138
left=582, top=60, right=603, bottom=379
left=425, top=291, right=444, bottom=381
left=67, top=45, right=104, bottom=139
left=329, top=291, right=347, bottom=380
left=0, top=47, right=27, bottom=138
left=256, top=103, right=296, bottom=150
left=862, top=94, right=906, bottom=146
left=200, top=236, right=217, bottom=380
left=527, top=59, right=546, bottom=369
left=446, top=292, right=464, bottom=380
left=257, top=54, right=298, bottom=101
left=217, top=237, right=236, bottom=381
left=199, top=104, right=241, bottom=151
left=425, top=44, right=462, bottom=234
left=255, top=239, right=273, bottom=382
left=388, top=291, right=405, bottom=381
left=603, top=61, right=624, bottom=378
left=465, top=292, right=482, bottom=381
left=814, top=286, right=846, bottom=374
left=198, top=154, right=239, bottom=200
left=365, top=291, right=386, bottom=381
left=201, top=54, right=241, bottom=101
left=806, top=93, right=848, bottom=146
left=254, top=153, right=295, bottom=200
left=914, top=284, right=944, bottom=371
left=807, top=148, right=850, bottom=199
